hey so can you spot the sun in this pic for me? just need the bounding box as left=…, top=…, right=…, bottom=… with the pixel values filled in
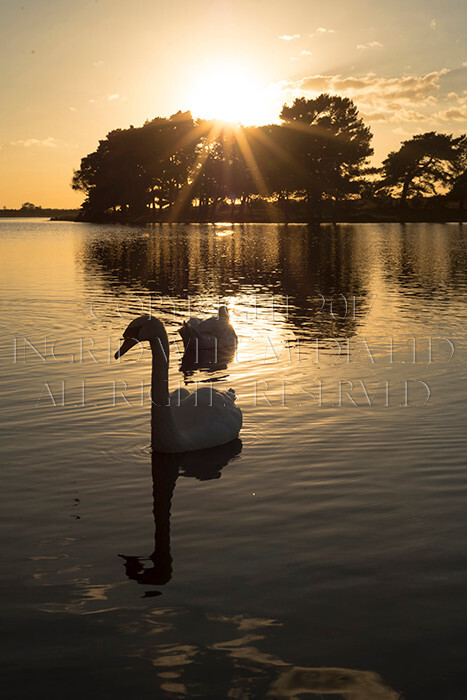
left=186, top=61, right=275, bottom=126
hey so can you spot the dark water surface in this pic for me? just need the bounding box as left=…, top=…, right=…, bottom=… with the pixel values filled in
left=1, top=219, right=466, bottom=698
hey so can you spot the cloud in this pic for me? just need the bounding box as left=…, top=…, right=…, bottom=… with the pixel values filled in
left=393, top=127, right=412, bottom=137
left=361, top=106, right=432, bottom=123
left=279, top=34, right=300, bottom=41
left=273, top=69, right=460, bottom=126
left=107, top=94, right=128, bottom=102
left=434, top=106, right=467, bottom=121
left=300, top=50, right=312, bottom=56
left=287, top=69, right=449, bottom=106
left=361, top=108, right=430, bottom=123
left=311, top=27, right=336, bottom=36
left=93, top=60, right=104, bottom=66
left=446, top=91, right=467, bottom=103
left=430, top=19, right=437, bottom=29
left=357, top=41, right=383, bottom=50
left=10, top=137, right=57, bottom=148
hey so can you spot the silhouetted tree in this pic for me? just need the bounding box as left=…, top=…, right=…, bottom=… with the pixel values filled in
left=20, top=202, right=41, bottom=211
left=72, top=127, right=151, bottom=215
left=140, top=112, right=200, bottom=214
left=279, top=94, right=373, bottom=220
left=72, top=97, right=375, bottom=221
left=449, top=172, right=467, bottom=219
left=72, top=112, right=199, bottom=218
left=380, top=131, right=465, bottom=207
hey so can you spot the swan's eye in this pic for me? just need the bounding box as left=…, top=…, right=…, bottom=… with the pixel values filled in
left=124, top=325, right=141, bottom=339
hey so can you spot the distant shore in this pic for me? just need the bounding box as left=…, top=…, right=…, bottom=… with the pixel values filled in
left=1, top=206, right=463, bottom=225
left=54, top=208, right=465, bottom=225
left=0, top=208, right=80, bottom=220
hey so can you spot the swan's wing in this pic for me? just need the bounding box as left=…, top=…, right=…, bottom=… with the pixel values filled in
left=195, top=316, right=229, bottom=334
left=194, top=317, right=237, bottom=343
left=169, top=387, right=190, bottom=405
left=172, top=387, right=242, bottom=449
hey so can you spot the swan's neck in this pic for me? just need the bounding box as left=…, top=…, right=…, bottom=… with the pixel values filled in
left=150, top=336, right=184, bottom=452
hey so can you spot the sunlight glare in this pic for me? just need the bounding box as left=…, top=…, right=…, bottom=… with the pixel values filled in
left=187, top=62, right=274, bottom=126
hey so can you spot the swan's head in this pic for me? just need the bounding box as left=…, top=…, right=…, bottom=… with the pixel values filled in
left=115, top=315, right=167, bottom=359
left=218, top=305, right=229, bottom=319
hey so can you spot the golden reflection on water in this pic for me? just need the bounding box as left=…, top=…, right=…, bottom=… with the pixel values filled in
left=2, top=221, right=466, bottom=699
left=270, top=665, right=400, bottom=698
left=80, top=222, right=466, bottom=345
left=126, top=609, right=400, bottom=699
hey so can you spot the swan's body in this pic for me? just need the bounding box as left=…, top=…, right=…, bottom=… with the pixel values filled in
left=179, top=305, right=237, bottom=351
left=115, top=315, right=242, bottom=453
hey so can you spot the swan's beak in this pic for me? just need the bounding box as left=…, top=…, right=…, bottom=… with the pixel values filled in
left=115, top=337, right=139, bottom=359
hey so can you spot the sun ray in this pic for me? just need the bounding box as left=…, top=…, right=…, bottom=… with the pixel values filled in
left=168, top=120, right=224, bottom=222
left=232, top=127, right=278, bottom=221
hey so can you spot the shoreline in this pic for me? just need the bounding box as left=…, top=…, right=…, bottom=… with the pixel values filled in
left=49, top=213, right=465, bottom=225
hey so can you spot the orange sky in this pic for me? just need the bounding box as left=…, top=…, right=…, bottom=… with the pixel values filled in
left=0, top=0, right=465, bottom=208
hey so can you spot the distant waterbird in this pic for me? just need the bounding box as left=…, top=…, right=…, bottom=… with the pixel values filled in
left=178, top=305, right=237, bottom=352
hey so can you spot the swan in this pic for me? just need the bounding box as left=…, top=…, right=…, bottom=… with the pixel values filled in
left=178, top=305, right=237, bottom=351
left=115, top=315, right=242, bottom=453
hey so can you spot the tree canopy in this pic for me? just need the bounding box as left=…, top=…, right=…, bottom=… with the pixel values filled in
left=279, top=95, right=373, bottom=206
left=72, top=95, right=374, bottom=221
left=380, top=131, right=465, bottom=206
left=72, top=97, right=465, bottom=222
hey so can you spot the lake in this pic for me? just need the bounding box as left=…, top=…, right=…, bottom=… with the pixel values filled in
left=1, top=219, right=466, bottom=699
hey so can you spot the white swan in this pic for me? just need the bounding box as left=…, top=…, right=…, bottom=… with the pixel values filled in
left=178, top=305, right=237, bottom=351
left=115, top=315, right=242, bottom=453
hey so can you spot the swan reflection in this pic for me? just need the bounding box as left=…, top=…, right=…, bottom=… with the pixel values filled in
left=119, top=439, right=242, bottom=591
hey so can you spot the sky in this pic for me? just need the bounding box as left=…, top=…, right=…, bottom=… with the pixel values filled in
left=0, top=0, right=466, bottom=207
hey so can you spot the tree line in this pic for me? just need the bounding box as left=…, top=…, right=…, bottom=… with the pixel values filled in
left=72, top=94, right=467, bottom=222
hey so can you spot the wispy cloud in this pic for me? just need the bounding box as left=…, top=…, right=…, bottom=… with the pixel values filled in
left=357, top=41, right=383, bottom=50
left=393, top=127, right=412, bottom=136
left=360, top=108, right=429, bottom=122
left=312, top=27, right=336, bottom=35
left=10, top=137, right=57, bottom=148
left=107, top=94, right=128, bottom=102
left=279, top=34, right=300, bottom=41
left=300, top=50, right=312, bottom=56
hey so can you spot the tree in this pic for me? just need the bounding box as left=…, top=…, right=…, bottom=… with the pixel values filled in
left=72, top=112, right=199, bottom=218
left=20, top=202, right=41, bottom=211
left=380, top=131, right=465, bottom=207
left=71, top=97, right=374, bottom=221
left=278, top=94, right=373, bottom=219
left=72, top=127, right=152, bottom=216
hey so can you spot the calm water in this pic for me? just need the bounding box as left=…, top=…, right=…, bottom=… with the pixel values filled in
left=1, top=219, right=466, bottom=699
